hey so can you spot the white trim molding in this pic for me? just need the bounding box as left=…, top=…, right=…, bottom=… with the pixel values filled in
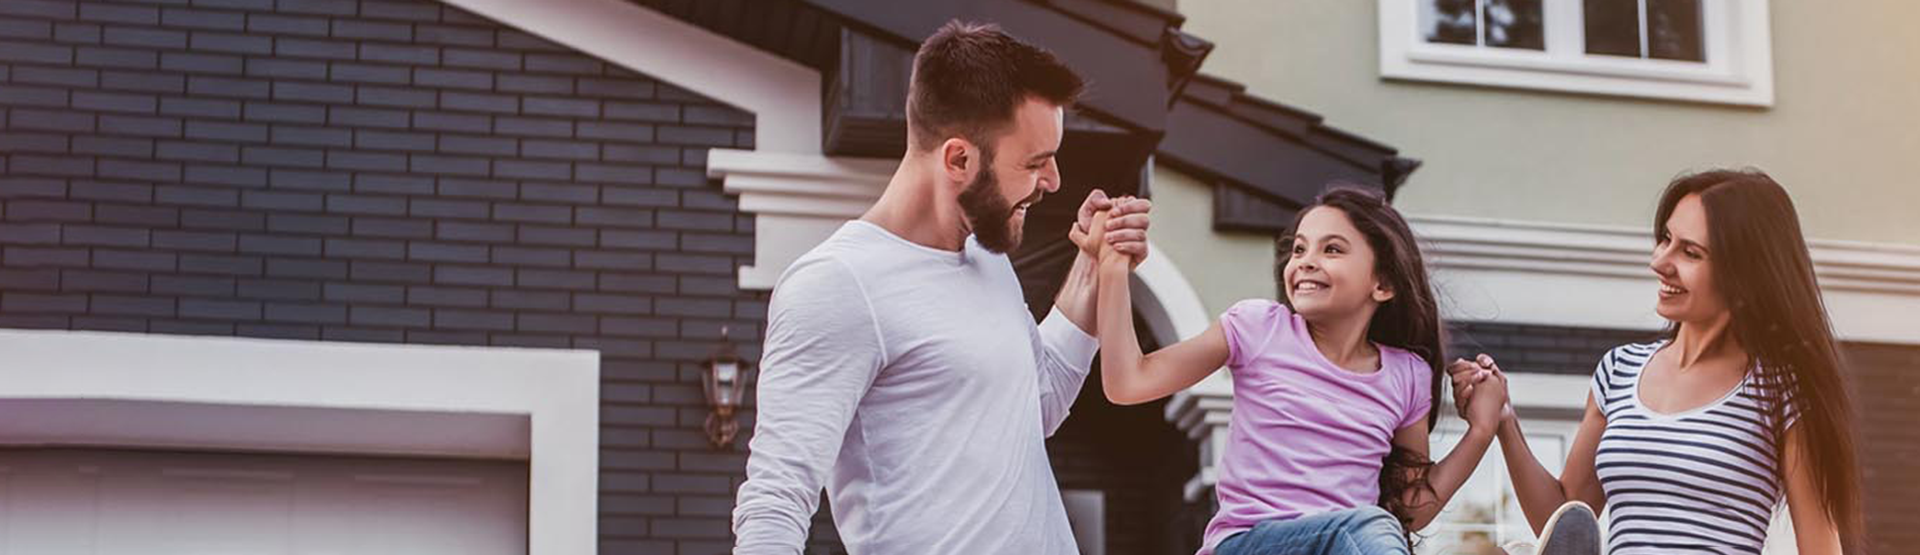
left=1412, top=214, right=1920, bottom=345
left=0, top=330, right=601, bottom=555
left=1379, top=0, right=1775, bottom=106
left=707, top=149, right=897, bottom=289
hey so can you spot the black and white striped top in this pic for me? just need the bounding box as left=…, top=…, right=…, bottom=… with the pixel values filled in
left=1591, top=340, right=1797, bottom=554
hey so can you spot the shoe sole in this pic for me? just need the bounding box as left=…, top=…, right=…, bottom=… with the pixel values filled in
left=1535, top=502, right=1601, bottom=555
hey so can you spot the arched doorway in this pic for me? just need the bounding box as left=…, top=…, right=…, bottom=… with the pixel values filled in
left=1019, top=242, right=1217, bottom=555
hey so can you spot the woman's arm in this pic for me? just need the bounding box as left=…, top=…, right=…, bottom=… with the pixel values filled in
left=1085, top=211, right=1230, bottom=405
left=1451, top=359, right=1607, bottom=534
left=1497, top=392, right=1609, bottom=533
left=1784, top=423, right=1845, bottom=554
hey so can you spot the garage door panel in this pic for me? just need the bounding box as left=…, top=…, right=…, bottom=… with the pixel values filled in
left=313, top=469, right=526, bottom=554
left=149, top=471, right=296, bottom=555
left=0, top=450, right=526, bottom=555
left=0, top=460, right=104, bottom=555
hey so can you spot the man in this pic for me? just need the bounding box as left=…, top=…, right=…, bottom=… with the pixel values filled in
left=731, top=20, right=1153, bottom=554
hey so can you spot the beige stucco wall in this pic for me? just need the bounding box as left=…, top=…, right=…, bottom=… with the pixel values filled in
left=1177, top=0, right=1920, bottom=247
left=1149, top=165, right=1278, bottom=318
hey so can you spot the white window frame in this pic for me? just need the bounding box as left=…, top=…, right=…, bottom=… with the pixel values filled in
left=1378, top=0, right=1775, bottom=106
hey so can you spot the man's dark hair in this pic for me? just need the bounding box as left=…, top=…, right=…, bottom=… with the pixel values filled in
left=906, top=20, right=1085, bottom=153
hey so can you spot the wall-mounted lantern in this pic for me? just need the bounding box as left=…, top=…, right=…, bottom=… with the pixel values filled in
left=701, top=326, right=755, bottom=449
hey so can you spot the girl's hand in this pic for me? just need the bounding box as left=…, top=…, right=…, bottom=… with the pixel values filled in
left=1068, top=189, right=1113, bottom=255
left=1450, top=354, right=1515, bottom=425
left=1069, top=191, right=1153, bottom=270
left=1465, top=363, right=1511, bottom=430
left=1447, top=356, right=1486, bottom=419
left=1083, top=209, right=1122, bottom=269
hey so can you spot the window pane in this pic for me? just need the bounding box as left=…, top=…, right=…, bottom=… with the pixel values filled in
left=1485, top=0, right=1545, bottom=50
left=1647, top=0, right=1705, bottom=61
left=1423, top=0, right=1479, bottom=45
left=1584, top=0, right=1642, bottom=57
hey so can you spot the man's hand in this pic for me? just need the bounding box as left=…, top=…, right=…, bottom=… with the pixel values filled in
left=1067, top=189, right=1152, bottom=269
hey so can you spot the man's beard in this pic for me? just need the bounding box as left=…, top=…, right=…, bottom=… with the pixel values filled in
left=956, top=149, right=1027, bottom=254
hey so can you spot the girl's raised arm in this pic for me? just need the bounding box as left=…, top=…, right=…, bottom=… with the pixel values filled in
left=1085, top=211, right=1231, bottom=405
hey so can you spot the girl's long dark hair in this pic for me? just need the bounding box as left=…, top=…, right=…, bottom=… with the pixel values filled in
left=1278, top=185, right=1446, bottom=539
left=1655, top=169, right=1863, bottom=545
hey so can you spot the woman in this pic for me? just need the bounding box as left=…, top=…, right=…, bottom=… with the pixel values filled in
left=1451, top=169, right=1861, bottom=554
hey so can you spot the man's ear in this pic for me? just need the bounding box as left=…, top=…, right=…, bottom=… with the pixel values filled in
left=940, top=137, right=975, bottom=184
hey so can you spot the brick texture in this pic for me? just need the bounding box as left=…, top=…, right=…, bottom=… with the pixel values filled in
left=1447, top=321, right=1661, bottom=375
left=1843, top=341, right=1920, bottom=555
left=0, top=1, right=762, bottom=553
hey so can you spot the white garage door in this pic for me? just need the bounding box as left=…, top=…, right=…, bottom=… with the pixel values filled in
left=0, top=449, right=528, bottom=555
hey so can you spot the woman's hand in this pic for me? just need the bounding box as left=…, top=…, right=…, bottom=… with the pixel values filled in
left=1465, top=361, right=1511, bottom=430
left=1449, top=354, right=1515, bottom=425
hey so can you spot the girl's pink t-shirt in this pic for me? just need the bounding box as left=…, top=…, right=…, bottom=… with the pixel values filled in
left=1198, top=299, right=1433, bottom=555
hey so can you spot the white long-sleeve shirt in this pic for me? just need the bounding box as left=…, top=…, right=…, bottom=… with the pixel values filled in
left=732, top=221, right=1099, bottom=555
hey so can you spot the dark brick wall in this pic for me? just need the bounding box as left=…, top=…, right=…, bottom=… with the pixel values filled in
left=1447, top=321, right=1661, bottom=376
left=0, top=0, right=759, bottom=553
left=1843, top=341, right=1920, bottom=555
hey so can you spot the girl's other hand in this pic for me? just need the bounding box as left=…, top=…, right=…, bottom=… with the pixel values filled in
left=1451, top=354, right=1514, bottom=425
left=1447, top=356, right=1487, bottom=419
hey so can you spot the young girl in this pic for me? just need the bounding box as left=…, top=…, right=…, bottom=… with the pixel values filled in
left=1077, top=186, right=1508, bottom=555
left=1451, top=169, right=1862, bottom=554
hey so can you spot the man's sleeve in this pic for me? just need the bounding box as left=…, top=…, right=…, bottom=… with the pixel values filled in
left=732, top=258, right=886, bottom=553
left=1034, top=307, right=1099, bottom=437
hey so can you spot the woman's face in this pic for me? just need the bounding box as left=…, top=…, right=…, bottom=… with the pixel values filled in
left=1651, top=193, right=1729, bottom=324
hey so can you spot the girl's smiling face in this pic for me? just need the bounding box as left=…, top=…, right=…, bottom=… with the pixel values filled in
left=1283, top=206, right=1395, bottom=321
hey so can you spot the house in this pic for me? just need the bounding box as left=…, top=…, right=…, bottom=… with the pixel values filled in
left=0, top=0, right=1416, bottom=553
left=5, top=0, right=1910, bottom=554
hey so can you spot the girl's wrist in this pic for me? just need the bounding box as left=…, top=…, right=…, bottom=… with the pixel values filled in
left=1463, top=423, right=1497, bottom=443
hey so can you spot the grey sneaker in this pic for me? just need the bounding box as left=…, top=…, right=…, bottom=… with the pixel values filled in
left=1534, top=502, right=1602, bottom=555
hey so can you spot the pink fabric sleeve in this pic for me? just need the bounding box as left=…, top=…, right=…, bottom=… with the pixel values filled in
left=1398, top=352, right=1436, bottom=430
left=1219, top=299, right=1286, bottom=369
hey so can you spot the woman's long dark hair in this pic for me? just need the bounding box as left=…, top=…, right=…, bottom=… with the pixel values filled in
left=1277, top=185, right=1446, bottom=538
left=1655, top=169, right=1862, bottom=545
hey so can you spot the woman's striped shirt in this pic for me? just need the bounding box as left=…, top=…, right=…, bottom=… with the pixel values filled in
left=1591, top=340, right=1797, bottom=554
